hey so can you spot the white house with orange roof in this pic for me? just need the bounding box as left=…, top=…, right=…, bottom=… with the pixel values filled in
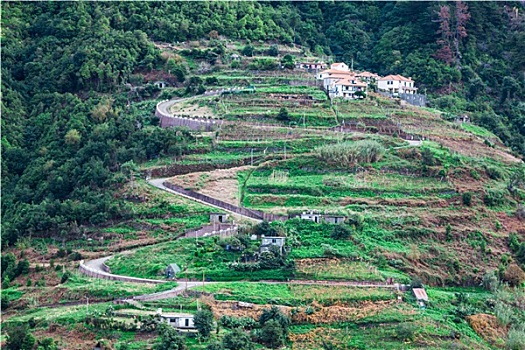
left=333, top=77, right=367, bottom=99
left=355, top=71, right=380, bottom=82
left=330, top=62, right=350, bottom=71
left=377, top=75, right=417, bottom=95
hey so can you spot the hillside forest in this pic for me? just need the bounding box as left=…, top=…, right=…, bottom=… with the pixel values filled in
left=2, top=2, right=524, bottom=243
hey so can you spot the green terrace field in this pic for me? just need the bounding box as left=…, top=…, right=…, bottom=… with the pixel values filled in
left=239, top=148, right=457, bottom=211
left=193, top=282, right=398, bottom=306
left=106, top=218, right=414, bottom=283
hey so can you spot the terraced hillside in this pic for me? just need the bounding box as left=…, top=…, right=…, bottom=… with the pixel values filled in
left=3, top=34, right=524, bottom=350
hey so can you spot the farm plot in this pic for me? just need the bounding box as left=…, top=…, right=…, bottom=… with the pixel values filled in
left=241, top=161, right=456, bottom=210
left=194, top=282, right=397, bottom=306
left=218, top=86, right=336, bottom=127
left=106, top=236, right=293, bottom=281
left=294, top=258, right=384, bottom=281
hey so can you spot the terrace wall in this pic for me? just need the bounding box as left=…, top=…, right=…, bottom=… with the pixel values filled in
left=163, top=181, right=287, bottom=222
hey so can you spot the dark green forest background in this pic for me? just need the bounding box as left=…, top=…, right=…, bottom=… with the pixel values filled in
left=1, top=1, right=524, bottom=246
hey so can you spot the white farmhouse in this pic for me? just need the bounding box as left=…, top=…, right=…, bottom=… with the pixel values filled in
left=259, top=236, right=286, bottom=255
left=377, top=75, right=417, bottom=95
left=330, top=62, right=350, bottom=71
left=333, top=77, right=367, bottom=98
left=159, top=312, right=195, bottom=331
left=355, top=71, right=380, bottom=82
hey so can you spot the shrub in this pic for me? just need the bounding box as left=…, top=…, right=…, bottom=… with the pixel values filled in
left=330, top=225, right=352, bottom=240
left=395, top=323, right=416, bottom=341
left=154, top=323, right=186, bottom=350
left=321, top=244, right=341, bottom=258
left=446, top=224, right=453, bottom=241
left=483, top=189, right=506, bottom=207
left=502, top=264, right=525, bottom=287
left=16, top=259, right=30, bottom=275
left=67, top=251, right=83, bottom=261
left=241, top=45, right=254, bottom=57
left=507, top=326, right=525, bottom=350
left=206, top=342, right=224, bottom=350
left=485, top=165, right=503, bottom=180
left=281, top=54, right=294, bottom=70
left=222, top=328, right=254, bottom=350
left=253, top=221, right=277, bottom=237
left=55, top=249, right=67, bottom=258
left=5, top=324, right=36, bottom=350
left=276, top=107, right=290, bottom=122
left=482, top=271, right=499, bottom=292
left=248, top=58, right=277, bottom=71
left=205, top=77, right=218, bottom=85
left=421, top=148, right=435, bottom=166
left=219, top=316, right=257, bottom=330
left=37, top=337, right=58, bottom=350
left=410, top=277, right=423, bottom=288
left=315, top=140, right=385, bottom=166
left=267, top=45, right=279, bottom=57
left=60, top=271, right=71, bottom=284
left=259, top=251, right=283, bottom=269
left=462, top=192, right=472, bottom=206
left=494, top=302, right=513, bottom=327
left=259, top=306, right=290, bottom=342
left=1, top=294, right=9, bottom=310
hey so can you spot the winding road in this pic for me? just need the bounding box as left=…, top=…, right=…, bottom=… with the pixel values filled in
left=78, top=90, right=410, bottom=302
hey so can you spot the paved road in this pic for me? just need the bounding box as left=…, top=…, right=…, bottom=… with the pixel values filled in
left=156, top=97, right=191, bottom=117
left=83, top=256, right=112, bottom=272
left=156, top=89, right=235, bottom=118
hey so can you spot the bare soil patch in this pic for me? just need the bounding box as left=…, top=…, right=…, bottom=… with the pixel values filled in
left=166, top=166, right=252, bottom=205
left=466, top=313, right=507, bottom=347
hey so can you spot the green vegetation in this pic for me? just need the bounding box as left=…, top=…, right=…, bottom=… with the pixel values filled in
left=2, top=2, right=524, bottom=349
left=194, top=282, right=396, bottom=306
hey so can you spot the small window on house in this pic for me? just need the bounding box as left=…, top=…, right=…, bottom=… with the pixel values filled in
left=170, top=318, right=177, bottom=323
left=185, top=319, right=189, bottom=327
left=272, top=239, right=277, bottom=244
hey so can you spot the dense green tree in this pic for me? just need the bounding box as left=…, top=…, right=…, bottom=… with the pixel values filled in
left=154, top=324, right=187, bottom=350
left=259, top=306, right=290, bottom=336
left=194, top=309, right=215, bottom=338
left=5, top=324, right=36, bottom=350
left=259, top=319, right=286, bottom=348
left=222, top=328, right=255, bottom=350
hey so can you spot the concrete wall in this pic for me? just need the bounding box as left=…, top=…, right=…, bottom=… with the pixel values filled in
left=163, top=182, right=287, bottom=222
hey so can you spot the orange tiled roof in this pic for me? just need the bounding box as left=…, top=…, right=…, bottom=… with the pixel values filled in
left=335, top=78, right=367, bottom=87
left=356, top=71, right=379, bottom=78
left=379, top=74, right=414, bottom=82
left=320, top=68, right=352, bottom=75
